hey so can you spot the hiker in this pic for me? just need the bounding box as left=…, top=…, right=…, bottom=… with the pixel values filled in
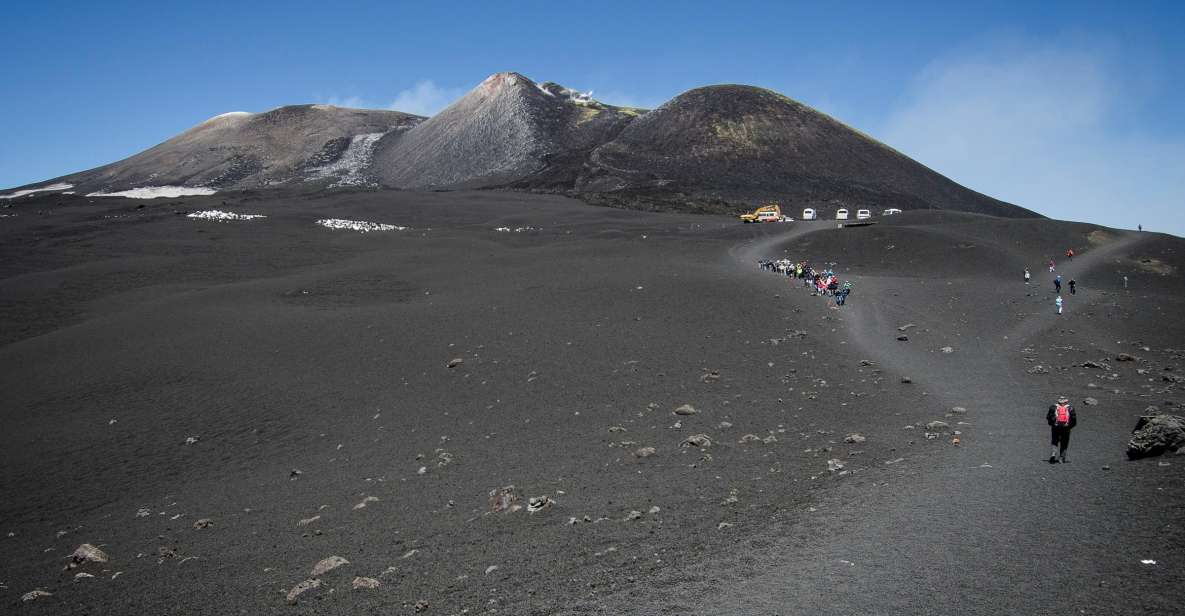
left=1054, top=275, right=1062, bottom=294
left=1124, top=275, right=1129, bottom=289
left=1055, top=295, right=1063, bottom=314
left=1066, top=248, right=1074, bottom=260
left=1049, top=259, right=1056, bottom=273
left=1139, top=224, right=1143, bottom=232
left=1046, top=396, right=1077, bottom=463
left=1024, top=268, right=1030, bottom=284
left=1069, top=278, right=1076, bottom=295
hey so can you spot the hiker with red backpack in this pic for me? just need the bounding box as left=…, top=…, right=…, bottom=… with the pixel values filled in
left=1046, top=396, right=1077, bottom=463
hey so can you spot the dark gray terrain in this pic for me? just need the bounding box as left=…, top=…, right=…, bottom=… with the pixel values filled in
left=0, top=189, right=1181, bottom=614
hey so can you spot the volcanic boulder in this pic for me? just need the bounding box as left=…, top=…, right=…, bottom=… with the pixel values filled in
left=1126, top=415, right=1185, bottom=459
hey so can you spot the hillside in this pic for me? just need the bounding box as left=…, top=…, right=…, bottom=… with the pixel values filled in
left=575, top=85, right=1035, bottom=217
left=47, top=105, right=423, bottom=195
left=372, top=72, right=640, bottom=190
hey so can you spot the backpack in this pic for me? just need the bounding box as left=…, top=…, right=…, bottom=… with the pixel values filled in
left=1054, top=404, right=1071, bottom=426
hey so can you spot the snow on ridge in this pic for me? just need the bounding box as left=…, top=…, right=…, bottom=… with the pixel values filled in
left=187, top=210, right=266, bottom=221
left=0, top=182, right=73, bottom=199
left=316, top=218, right=406, bottom=233
left=305, top=132, right=385, bottom=188
left=88, top=186, right=218, bottom=199
left=206, top=111, right=252, bottom=122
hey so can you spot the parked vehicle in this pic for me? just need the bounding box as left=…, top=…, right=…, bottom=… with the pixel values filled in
left=883, top=208, right=903, bottom=216
left=856, top=209, right=871, bottom=220
left=802, top=208, right=817, bottom=221
left=836, top=208, right=849, bottom=220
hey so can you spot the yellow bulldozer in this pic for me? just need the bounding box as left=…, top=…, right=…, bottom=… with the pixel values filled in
left=740, top=203, right=784, bottom=223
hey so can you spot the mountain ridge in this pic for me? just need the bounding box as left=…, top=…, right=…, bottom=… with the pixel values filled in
left=2, top=72, right=1038, bottom=218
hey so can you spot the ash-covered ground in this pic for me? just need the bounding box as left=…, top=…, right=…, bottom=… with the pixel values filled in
left=1, top=190, right=1182, bottom=615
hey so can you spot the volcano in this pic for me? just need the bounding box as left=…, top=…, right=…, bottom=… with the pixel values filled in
left=3, top=72, right=1034, bottom=218
left=372, top=72, right=640, bottom=190
left=46, top=105, right=423, bottom=195
left=575, top=85, right=1032, bottom=216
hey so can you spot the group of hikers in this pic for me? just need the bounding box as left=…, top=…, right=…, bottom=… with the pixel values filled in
left=1024, top=247, right=1081, bottom=315
left=757, top=259, right=854, bottom=306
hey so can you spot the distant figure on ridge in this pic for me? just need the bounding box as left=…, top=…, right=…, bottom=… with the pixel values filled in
left=1054, top=275, right=1062, bottom=294
left=1047, top=396, right=1077, bottom=463
left=1139, top=224, right=1143, bottom=232
left=1069, top=278, right=1076, bottom=295
left=1055, top=295, right=1063, bottom=315
left=1024, top=268, right=1031, bottom=284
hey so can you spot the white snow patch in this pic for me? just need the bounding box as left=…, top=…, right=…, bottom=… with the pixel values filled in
left=0, top=183, right=73, bottom=199
left=1141, top=559, right=1157, bottom=565
left=88, top=186, right=218, bottom=199
left=187, top=210, right=266, bottom=221
left=205, top=111, right=252, bottom=123
left=316, top=219, right=407, bottom=233
left=494, top=226, right=538, bottom=233
left=305, top=132, right=384, bottom=188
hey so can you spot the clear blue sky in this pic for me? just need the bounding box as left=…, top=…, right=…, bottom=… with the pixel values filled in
left=2, top=1, right=1182, bottom=234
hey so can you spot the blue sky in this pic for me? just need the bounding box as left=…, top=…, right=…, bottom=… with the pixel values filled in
left=2, top=1, right=1182, bottom=234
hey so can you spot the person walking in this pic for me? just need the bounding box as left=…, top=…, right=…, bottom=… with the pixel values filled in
left=1066, top=248, right=1074, bottom=260
left=1024, top=268, right=1031, bottom=284
left=1055, top=295, right=1063, bottom=314
left=1054, top=275, right=1062, bottom=294
left=1069, top=278, right=1076, bottom=295
left=1047, top=396, right=1077, bottom=463
left=1049, top=259, right=1056, bottom=273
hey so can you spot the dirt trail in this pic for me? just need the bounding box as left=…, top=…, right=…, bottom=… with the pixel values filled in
left=602, top=226, right=1181, bottom=615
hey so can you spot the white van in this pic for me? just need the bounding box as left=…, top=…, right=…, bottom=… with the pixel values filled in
left=835, top=208, right=849, bottom=220
left=856, top=209, right=871, bottom=220
left=883, top=208, right=902, bottom=216
left=802, top=208, right=817, bottom=220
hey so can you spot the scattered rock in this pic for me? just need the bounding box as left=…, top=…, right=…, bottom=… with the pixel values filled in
left=926, top=421, right=949, bottom=431
left=1083, top=397, right=1099, bottom=406
left=352, top=576, right=381, bottom=589
left=192, top=518, right=213, bottom=530
left=625, top=510, right=643, bottom=521
left=311, top=555, right=349, bottom=577
left=184, top=435, right=200, bottom=445
left=716, top=421, right=733, bottom=429
left=673, top=404, right=699, bottom=416
left=897, top=335, right=909, bottom=342
left=1116, top=353, right=1137, bottom=362
left=490, top=486, right=518, bottom=513
left=900, top=377, right=913, bottom=384
left=649, top=506, right=661, bottom=514
left=286, top=579, right=321, bottom=604
left=289, top=469, right=303, bottom=480
left=680, top=434, right=712, bottom=448
left=738, top=434, right=762, bottom=443
left=1028, top=365, right=1050, bottom=374
left=297, top=515, right=321, bottom=527
left=717, top=522, right=733, bottom=530
left=1081, top=361, right=1110, bottom=370
left=844, top=433, right=866, bottom=444
left=699, top=371, right=721, bottom=383
left=859, top=359, right=877, bottom=366
left=353, top=496, right=379, bottom=510
left=447, top=358, right=464, bottom=368
left=951, top=407, right=968, bottom=414
left=527, top=496, right=555, bottom=514
left=608, top=425, right=627, bottom=433
left=415, top=599, right=431, bottom=612
left=633, top=446, right=657, bottom=458
left=70, top=544, right=109, bottom=566
left=73, top=572, right=94, bottom=580
left=1127, top=415, right=1185, bottom=459
left=940, top=346, right=954, bottom=354
left=827, top=459, right=845, bottom=472
left=898, top=324, right=915, bottom=331
left=21, top=590, right=51, bottom=602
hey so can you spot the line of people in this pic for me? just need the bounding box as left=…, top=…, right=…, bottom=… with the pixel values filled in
left=757, top=259, right=854, bottom=306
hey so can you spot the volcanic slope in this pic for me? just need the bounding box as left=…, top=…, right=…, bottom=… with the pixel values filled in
left=577, top=85, right=1034, bottom=217
left=372, top=72, right=641, bottom=190
left=51, top=105, right=423, bottom=194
